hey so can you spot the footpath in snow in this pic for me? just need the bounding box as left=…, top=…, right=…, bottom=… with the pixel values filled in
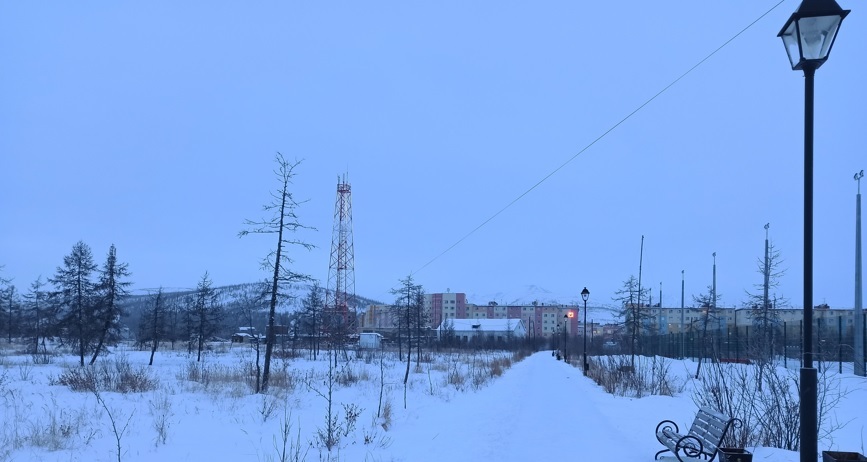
left=386, top=352, right=672, bottom=461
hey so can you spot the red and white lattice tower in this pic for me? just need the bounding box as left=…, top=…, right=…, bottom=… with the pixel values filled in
left=325, top=174, right=356, bottom=332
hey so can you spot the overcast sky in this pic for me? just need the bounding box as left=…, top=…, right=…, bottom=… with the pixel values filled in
left=2, top=1, right=865, bottom=310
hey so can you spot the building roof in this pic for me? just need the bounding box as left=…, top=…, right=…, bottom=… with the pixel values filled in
left=437, top=318, right=525, bottom=332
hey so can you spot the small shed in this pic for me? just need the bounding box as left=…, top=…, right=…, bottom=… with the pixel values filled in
left=359, top=332, right=383, bottom=349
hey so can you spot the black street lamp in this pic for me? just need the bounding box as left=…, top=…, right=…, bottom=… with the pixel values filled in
left=581, top=287, right=590, bottom=376
left=777, top=2, right=849, bottom=461
left=563, top=314, right=569, bottom=361
left=556, top=321, right=562, bottom=359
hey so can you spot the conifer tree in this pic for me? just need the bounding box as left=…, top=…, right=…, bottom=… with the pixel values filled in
left=50, top=241, right=98, bottom=366
left=90, top=244, right=132, bottom=364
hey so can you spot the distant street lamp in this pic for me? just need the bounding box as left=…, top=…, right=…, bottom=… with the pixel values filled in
left=581, top=287, right=590, bottom=376
left=777, top=1, right=849, bottom=461
left=563, top=314, right=569, bottom=361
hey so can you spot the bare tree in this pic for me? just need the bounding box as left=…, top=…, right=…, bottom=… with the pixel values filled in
left=692, top=285, right=722, bottom=378
left=50, top=241, right=99, bottom=366
left=744, top=241, right=788, bottom=358
left=0, top=268, right=24, bottom=346
left=391, top=275, right=424, bottom=407
left=166, top=296, right=182, bottom=350
left=413, top=284, right=426, bottom=366
left=191, top=272, right=222, bottom=362
left=181, top=294, right=196, bottom=354
left=24, top=276, right=49, bottom=353
left=612, top=275, right=651, bottom=367
left=2, top=283, right=19, bottom=344
left=390, top=302, right=404, bottom=361
left=141, top=288, right=166, bottom=366
left=439, top=317, right=456, bottom=348
left=231, top=281, right=269, bottom=393
left=240, top=154, right=315, bottom=392
left=301, top=282, right=324, bottom=361
left=90, top=244, right=132, bottom=364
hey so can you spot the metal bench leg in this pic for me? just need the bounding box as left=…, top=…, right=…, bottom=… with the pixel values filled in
left=655, top=448, right=671, bottom=460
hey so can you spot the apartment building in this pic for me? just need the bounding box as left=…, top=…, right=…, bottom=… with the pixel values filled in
left=650, top=305, right=863, bottom=334
left=425, top=293, right=580, bottom=338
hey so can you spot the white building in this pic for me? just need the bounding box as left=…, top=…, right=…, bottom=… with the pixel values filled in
left=436, top=318, right=527, bottom=343
left=359, top=332, right=383, bottom=349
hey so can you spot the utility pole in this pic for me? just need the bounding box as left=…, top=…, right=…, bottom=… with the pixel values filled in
left=635, top=235, right=645, bottom=365
left=681, top=270, right=685, bottom=359
left=764, top=224, right=771, bottom=313
left=712, top=252, right=717, bottom=312
left=855, top=170, right=864, bottom=377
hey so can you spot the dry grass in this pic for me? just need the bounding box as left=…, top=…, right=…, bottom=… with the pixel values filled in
left=53, top=356, right=159, bottom=393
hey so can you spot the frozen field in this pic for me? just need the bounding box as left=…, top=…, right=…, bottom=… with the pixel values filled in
left=1, top=344, right=865, bottom=462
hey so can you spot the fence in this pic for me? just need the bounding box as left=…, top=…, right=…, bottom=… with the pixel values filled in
left=574, top=313, right=867, bottom=372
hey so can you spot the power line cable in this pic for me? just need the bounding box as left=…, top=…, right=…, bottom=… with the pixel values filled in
left=411, top=0, right=787, bottom=277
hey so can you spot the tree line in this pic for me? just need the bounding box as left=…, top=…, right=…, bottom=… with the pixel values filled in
left=1, top=241, right=131, bottom=366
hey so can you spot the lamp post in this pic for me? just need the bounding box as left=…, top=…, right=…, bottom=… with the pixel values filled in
left=556, top=321, right=561, bottom=358
left=563, top=314, right=569, bottom=361
left=581, top=287, right=590, bottom=376
left=778, top=2, right=849, bottom=461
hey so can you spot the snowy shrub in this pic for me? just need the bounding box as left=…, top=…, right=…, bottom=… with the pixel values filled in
left=148, top=391, right=172, bottom=446
left=1, top=387, right=27, bottom=451
left=585, top=355, right=679, bottom=398
left=31, top=345, right=53, bottom=365
left=93, top=389, right=135, bottom=462
left=490, top=356, right=512, bottom=377
left=53, top=356, right=158, bottom=393
left=179, top=361, right=239, bottom=390
left=363, top=415, right=393, bottom=449
left=512, top=348, right=531, bottom=363
left=380, top=399, right=392, bottom=431
left=272, top=406, right=307, bottom=462
left=268, top=360, right=299, bottom=391
left=178, top=360, right=208, bottom=384
left=258, top=391, right=283, bottom=423
left=692, top=360, right=848, bottom=451
left=341, top=403, right=363, bottom=437
left=16, top=361, right=34, bottom=381
left=360, top=349, right=377, bottom=364
left=28, top=396, right=96, bottom=451
left=337, top=362, right=361, bottom=386
left=692, top=361, right=759, bottom=449
left=430, top=360, right=449, bottom=373
left=0, top=368, right=8, bottom=392
left=446, top=363, right=467, bottom=391
left=471, top=368, right=488, bottom=389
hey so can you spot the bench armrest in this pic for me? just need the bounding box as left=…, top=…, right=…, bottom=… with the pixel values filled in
left=655, top=419, right=679, bottom=436
left=674, top=434, right=704, bottom=462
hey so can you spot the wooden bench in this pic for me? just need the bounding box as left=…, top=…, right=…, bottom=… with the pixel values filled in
left=654, top=406, right=740, bottom=462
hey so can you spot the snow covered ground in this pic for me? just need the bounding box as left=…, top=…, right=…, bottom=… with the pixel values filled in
left=1, top=344, right=865, bottom=462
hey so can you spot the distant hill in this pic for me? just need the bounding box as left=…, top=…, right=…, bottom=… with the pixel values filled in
left=123, top=282, right=384, bottom=316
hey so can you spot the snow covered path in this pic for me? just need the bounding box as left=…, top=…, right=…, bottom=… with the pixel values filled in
left=387, top=352, right=670, bottom=461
